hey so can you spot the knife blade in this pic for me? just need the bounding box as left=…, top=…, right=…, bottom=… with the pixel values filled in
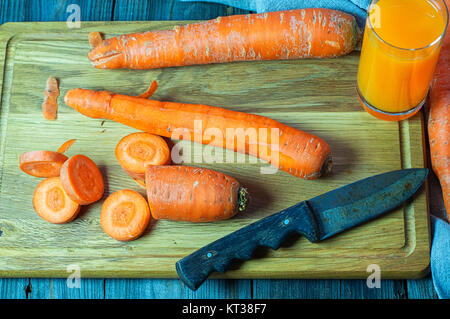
left=176, top=168, right=428, bottom=291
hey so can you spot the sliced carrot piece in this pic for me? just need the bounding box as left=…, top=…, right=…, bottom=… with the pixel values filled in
left=100, top=189, right=151, bottom=241
left=134, top=178, right=146, bottom=189
left=60, top=154, right=104, bottom=205
left=138, top=81, right=158, bottom=99
left=33, top=177, right=81, bottom=224
left=19, top=151, right=68, bottom=178
left=89, top=32, right=104, bottom=49
left=57, top=139, right=77, bottom=153
left=115, top=132, right=170, bottom=182
left=42, top=77, right=59, bottom=120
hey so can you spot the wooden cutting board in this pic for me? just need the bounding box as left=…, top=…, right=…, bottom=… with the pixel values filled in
left=0, top=21, right=430, bottom=278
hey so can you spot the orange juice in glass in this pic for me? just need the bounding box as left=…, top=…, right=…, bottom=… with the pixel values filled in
left=357, top=0, right=448, bottom=121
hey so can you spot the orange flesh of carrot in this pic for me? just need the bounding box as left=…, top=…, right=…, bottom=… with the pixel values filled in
left=60, top=154, right=104, bottom=205
left=115, top=132, right=171, bottom=182
left=88, top=9, right=359, bottom=69
left=42, top=77, right=59, bottom=120
left=19, top=151, right=68, bottom=178
left=89, top=32, right=104, bottom=48
left=138, top=81, right=158, bottom=99
left=33, top=177, right=81, bottom=224
left=57, top=139, right=77, bottom=153
left=428, top=0, right=450, bottom=220
left=65, top=88, right=331, bottom=180
left=100, top=189, right=151, bottom=241
left=145, top=165, right=243, bottom=222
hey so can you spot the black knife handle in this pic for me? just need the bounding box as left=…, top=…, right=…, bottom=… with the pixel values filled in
left=176, top=201, right=321, bottom=291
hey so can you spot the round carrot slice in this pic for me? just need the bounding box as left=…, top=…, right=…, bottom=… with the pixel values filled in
left=115, top=132, right=170, bottom=182
left=60, top=154, right=104, bottom=205
left=33, top=177, right=81, bottom=224
left=19, top=151, right=68, bottom=178
left=100, top=189, right=151, bottom=241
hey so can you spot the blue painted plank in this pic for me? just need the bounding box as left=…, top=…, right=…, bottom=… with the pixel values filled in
left=406, top=278, right=438, bottom=299
left=28, top=278, right=105, bottom=299
left=0, top=278, right=29, bottom=299
left=113, top=0, right=246, bottom=21
left=339, top=280, right=406, bottom=299
left=105, top=279, right=252, bottom=299
left=253, top=280, right=340, bottom=299
left=0, top=0, right=114, bottom=25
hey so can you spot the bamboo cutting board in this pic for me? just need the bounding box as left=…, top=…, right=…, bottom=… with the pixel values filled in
left=0, top=22, right=430, bottom=278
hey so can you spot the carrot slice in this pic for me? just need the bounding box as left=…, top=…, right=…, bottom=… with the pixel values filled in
left=100, top=189, right=151, bottom=241
left=60, top=154, right=104, bottom=205
left=19, top=151, right=68, bottom=178
left=57, top=139, right=77, bottom=153
left=42, top=77, right=59, bottom=120
left=115, top=132, right=170, bottom=182
left=89, top=32, right=104, bottom=49
left=33, top=177, right=81, bottom=224
left=138, top=81, right=158, bottom=99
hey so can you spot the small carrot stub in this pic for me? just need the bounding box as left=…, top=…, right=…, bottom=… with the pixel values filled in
left=89, top=32, right=104, bottom=48
left=146, top=165, right=249, bottom=222
left=33, top=177, right=81, bottom=224
left=57, top=139, right=77, bottom=153
left=60, top=154, right=104, bottom=205
left=115, top=132, right=171, bottom=182
left=42, top=77, right=59, bottom=120
left=19, top=151, right=68, bottom=178
left=100, top=189, right=151, bottom=241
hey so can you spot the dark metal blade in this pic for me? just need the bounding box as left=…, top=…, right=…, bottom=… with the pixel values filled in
left=308, top=168, right=428, bottom=240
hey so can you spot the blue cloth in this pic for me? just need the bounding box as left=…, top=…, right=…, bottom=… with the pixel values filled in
left=179, top=0, right=371, bottom=27
left=431, top=216, right=450, bottom=299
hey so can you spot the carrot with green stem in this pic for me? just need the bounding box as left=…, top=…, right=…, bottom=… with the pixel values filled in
left=428, top=0, right=450, bottom=220
left=89, top=9, right=360, bottom=69
left=145, top=165, right=248, bottom=222
left=65, top=84, right=332, bottom=180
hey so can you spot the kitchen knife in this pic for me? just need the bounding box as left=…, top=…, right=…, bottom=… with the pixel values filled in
left=176, top=168, right=428, bottom=291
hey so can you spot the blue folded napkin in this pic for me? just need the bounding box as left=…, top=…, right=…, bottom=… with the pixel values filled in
left=179, top=0, right=371, bottom=27
left=431, top=216, right=450, bottom=299
left=179, top=0, right=449, bottom=300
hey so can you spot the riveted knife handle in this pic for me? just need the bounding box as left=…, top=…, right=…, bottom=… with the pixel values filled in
left=176, top=201, right=320, bottom=291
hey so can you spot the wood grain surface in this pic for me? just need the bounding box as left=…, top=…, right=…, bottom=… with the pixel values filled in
left=0, top=21, right=430, bottom=279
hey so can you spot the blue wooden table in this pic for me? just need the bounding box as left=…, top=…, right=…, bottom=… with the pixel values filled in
left=0, top=0, right=439, bottom=299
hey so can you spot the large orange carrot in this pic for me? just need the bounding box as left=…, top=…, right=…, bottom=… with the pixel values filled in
left=146, top=165, right=248, bottom=222
left=428, top=0, right=450, bottom=220
left=65, top=86, right=332, bottom=180
left=115, top=132, right=171, bottom=182
left=33, top=177, right=81, bottom=224
left=20, top=150, right=68, bottom=178
left=60, top=154, right=104, bottom=205
left=101, top=189, right=151, bottom=241
left=89, top=9, right=359, bottom=69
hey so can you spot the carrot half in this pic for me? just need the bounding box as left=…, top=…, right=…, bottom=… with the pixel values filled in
left=88, top=9, right=359, bottom=69
left=428, top=0, right=450, bottom=220
left=57, top=139, right=77, bottom=154
left=65, top=87, right=332, bottom=180
left=19, top=151, right=68, bottom=178
left=115, top=132, right=171, bottom=182
left=146, top=165, right=248, bottom=222
left=100, top=189, right=151, bottom=241
left=42, top=77, right=59, bottom=120
left=33, top=177, right=81, bottom=224
left=60, top=154, right=104, bottom=205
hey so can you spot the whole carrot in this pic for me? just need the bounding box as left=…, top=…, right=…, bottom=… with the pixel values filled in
left=428, top=0, right=450, bottom=220
left=64, top=86, right=332, bottom=180
left=88, top=9, right=359, bottom=69
left=146, top=165, right=248, bottom=222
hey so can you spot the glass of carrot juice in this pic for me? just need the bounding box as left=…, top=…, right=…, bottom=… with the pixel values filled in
left=357, top=0, right=448, bottom=121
